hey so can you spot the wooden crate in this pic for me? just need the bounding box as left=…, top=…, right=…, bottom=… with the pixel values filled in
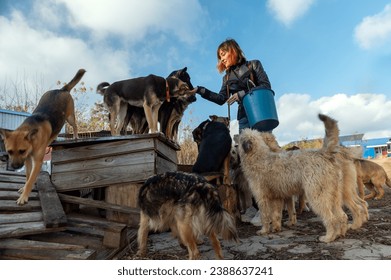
left=105, top=183, right=142, bottom=227
left=50, top=133, right=179, bottom=192
left=50, top=134, right=180, bottom=227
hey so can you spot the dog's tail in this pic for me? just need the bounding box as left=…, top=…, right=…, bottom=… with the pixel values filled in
left=318, top=113, right=339, bottom=153
left=61, top=69, right=86, bottom=92
left=213, top=210, right=239, bottom=242
left=96, top=82, right=111, bottom=95
left=200, top=194, right=239, bottom=242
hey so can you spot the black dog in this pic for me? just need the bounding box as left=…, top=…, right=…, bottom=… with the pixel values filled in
left=192, top=116, right=232, bottom=177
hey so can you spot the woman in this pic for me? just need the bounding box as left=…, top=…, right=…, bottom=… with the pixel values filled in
left=196, top=38, right=273, bottom=132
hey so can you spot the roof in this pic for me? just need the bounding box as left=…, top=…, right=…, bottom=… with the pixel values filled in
left=0, top=108, right=31, bottom=117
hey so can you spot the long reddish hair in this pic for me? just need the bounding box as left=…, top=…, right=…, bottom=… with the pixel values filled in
left=216, top=38, right=246, bottom=73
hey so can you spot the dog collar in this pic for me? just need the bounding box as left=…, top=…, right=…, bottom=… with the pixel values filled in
left=165, top=80, right=170, bottom=102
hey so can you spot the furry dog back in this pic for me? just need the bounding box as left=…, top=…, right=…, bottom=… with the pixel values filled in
left=137, top=171, right=238, bottom=259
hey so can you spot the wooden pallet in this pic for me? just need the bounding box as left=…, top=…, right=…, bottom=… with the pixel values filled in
left=0, top=171, right=133, bottom=259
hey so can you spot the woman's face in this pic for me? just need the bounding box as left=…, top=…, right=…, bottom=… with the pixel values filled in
left=219, top=48, right=236, bottom=69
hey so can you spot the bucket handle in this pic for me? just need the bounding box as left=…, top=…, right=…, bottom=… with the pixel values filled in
left=247, top=79, right=256, bottom=91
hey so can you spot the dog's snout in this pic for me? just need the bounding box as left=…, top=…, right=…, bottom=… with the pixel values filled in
left=11, top=161, right=25, bottom=170
left=242, top=139, right=253, bottom=153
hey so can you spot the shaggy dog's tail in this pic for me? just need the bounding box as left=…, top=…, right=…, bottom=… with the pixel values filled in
left=61, top=69, right=86, bottom=92
left=96, top=82, right=111, bottom=95
left=318, top=113, right=340, bottom=153
left=193, top=185, right=239, bottom=242
left=209, top=209, right=239, bottom=242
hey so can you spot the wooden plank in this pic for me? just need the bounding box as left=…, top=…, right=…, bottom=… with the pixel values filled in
left=0, top=171, right=26, bottom=184
left=0, top=190, right=39, bottom=200
left=0, top=221, right=65, bottom=239
left=57, top=193, right=140, bottom=215
left=0, top=212, right=43, bottom=225
left=67, top=213, right=128, bottom=249
left=0, top=238, right=86, bottom=250
left=0, top=182, right=27, bottom=191
left=155, top=139, right=178, bottom=164
left=67, top=213, right=127, bottom=230
left=36, top=172, right=67, bottom=228
left=0, top=248, right=96, bottom=260
left=52, top=162, right=155, bottom=191
left=156, top=155, right=177, bottom=174
left=51, top=150, right=155, bottom=174
left=0, top=200, right=41, bottom=211
left=105, top=183, right=141, bottom=227
left=51, top=138, right=156, bottom=164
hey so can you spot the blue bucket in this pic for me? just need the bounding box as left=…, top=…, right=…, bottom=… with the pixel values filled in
left=242, top=87, right=279, bottom=131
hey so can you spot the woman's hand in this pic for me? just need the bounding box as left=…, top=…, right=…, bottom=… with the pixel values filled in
left=227, top=93, right=238, bottom=105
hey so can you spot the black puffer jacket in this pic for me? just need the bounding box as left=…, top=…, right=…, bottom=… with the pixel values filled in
left=198, top=60, right=271, bottom=120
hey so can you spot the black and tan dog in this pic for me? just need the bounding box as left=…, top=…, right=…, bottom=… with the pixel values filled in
left=159, top=67, right=196, bottom=141
left=136, top=171, right=238, bottom=260
left=98, top=67, right=195, bottom=138
left=0, top=69, right=86, bottom=205
left=96, top=70, right=196, bottom=135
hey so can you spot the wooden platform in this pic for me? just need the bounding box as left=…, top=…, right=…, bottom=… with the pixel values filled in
left=0, top=134, right=179, bottom=259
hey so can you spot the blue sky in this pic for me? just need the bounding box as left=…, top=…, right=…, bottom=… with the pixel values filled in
left=1, top=0, right=391, bottom=144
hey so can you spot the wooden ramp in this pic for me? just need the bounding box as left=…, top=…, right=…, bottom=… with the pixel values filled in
left=0, top=171, right=134, bottom=260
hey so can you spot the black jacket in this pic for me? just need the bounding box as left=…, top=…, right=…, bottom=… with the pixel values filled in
left=198, top=60, right=271, bottom=120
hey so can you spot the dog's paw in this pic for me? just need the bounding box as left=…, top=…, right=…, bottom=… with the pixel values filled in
left=135, top=249, right=146, bottom=257
left=17, top=186, right=25, bottom=194
left=319, top=235, right=335, bottom=243
left=16, top=195, right=28, bottom=205
left=256, top=229, right=269, bottom=235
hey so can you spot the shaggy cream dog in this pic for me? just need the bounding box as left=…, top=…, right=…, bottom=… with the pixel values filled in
left=238, top=114, right=353, bottom=243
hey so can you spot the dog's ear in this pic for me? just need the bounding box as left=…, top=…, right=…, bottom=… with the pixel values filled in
left=209, top=115, right=217, bottom=121
left=192, top=127, right=203, bottom=144
left=223, top=117, right=230, bottom=127
left=26, top=128, right=39, bottom=141
left=242, top=139, right=253, bottom=153
left=0, top=128, right=12, bottom=139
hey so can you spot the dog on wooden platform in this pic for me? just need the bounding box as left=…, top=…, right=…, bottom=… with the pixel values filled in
left=355, top=158, right=391, bottom=200
left=0, top=69, right=86, bottom=205
left=96, top=68, right=196, bottom=136
left=97, top=68, right=195, bottom=135
left=159, top=67, right=196, bottom=141
left=238, top=114, right=355, bottom=243
left=136, top=171, right=239, bottom=260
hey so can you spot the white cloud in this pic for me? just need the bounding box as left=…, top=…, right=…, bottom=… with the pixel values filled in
left=0, top=0, right=207, bottom=111
left=354, top=4, right=391, bottom=50
left=54, top=0, right=205, bottom=44
left=273, top=93, right=391, bottom=145
left=266, top=0, right=315, bottom=26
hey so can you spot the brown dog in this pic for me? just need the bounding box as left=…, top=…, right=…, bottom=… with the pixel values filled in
left=355, top=159, right=391, bottom=200
left=0, top=69, right=85, bottom=205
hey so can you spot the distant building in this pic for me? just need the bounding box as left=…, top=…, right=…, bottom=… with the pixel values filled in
left=0, top=108, right=31, bottom=130
left=340, top=134, right=390, bottom=159
left=287, top=133, right=391, bottom=159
